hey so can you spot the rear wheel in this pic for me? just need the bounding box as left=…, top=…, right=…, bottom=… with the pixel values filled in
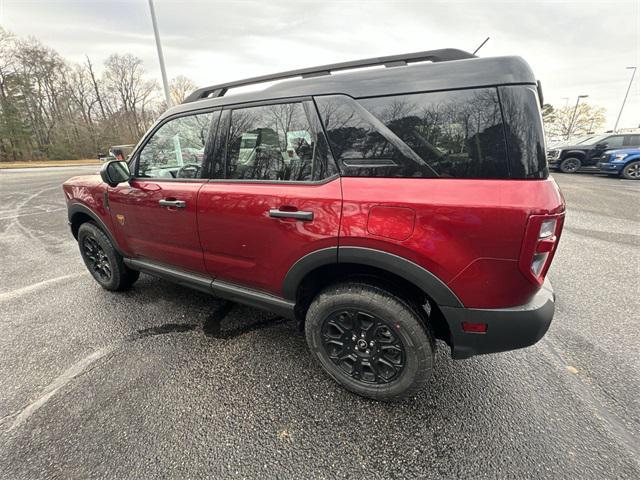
left=305, top=281, right=434, bottom=401
left=621, top=161, right=640, bottom=180
left=78, top=222, right=139, bottom=291
left=559, top=157, right=581, bottom=173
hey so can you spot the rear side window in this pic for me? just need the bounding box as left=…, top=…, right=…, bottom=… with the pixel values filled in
left=225, top=101, right=336, bottom=181
left=498, top=86, right=547, bottom=178
left=603, top=136, right=625, bottom=148
left=315, top=88, right=509, bottom=178
left=623, top=135, right=640, bottom=147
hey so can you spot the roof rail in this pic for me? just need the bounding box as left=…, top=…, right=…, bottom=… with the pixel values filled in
left=182, top=48, right=476, bottom=104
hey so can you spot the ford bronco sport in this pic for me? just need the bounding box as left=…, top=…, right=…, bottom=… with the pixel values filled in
left=63, top=49, right=565, bottom=401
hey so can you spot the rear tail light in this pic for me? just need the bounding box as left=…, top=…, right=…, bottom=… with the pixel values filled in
left=519, top=214, right=564, bottom=285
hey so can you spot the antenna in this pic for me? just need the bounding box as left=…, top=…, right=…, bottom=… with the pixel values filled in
left=473, top=37, right=490, bottom=55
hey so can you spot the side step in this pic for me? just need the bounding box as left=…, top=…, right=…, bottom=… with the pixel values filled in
left=124, top=258, right=296, bottom=319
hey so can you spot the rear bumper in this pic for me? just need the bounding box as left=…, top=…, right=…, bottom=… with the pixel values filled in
left=440, top=278, right=555, bottom=359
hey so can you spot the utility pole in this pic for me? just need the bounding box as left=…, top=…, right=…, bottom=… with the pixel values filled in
left=566, top=95, right=588, bottom=141
left=613, top=66, right=636, bottom=132
left=148, top=0, right=172, bottom=108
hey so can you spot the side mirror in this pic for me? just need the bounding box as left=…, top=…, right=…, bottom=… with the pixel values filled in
left=595, top=143, right=608, bottom=149
left=100, top=160, right=131, bottom=187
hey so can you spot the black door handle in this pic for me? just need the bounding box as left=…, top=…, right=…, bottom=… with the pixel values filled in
left=269, top=209, right=313, bottom=221
left=159, top=199, right=186, bottom=208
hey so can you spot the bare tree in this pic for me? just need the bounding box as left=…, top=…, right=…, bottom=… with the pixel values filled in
left=545, top=102, right=606, bottom=139
left=170, top=75, right=198, bottom=105
left=103, top=53, right=159, bottom=138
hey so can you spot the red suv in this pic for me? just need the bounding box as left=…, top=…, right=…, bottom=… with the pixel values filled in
left=63, top=49, right=565, bottom=401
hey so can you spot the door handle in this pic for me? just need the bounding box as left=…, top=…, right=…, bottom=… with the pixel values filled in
left=159, top=199, right=186, bottom=208
left=269, top=209, right=313, bottom=221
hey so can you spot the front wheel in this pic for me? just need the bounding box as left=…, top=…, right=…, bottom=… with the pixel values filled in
left=78, top=222, right=139, bottom=291
left=559, top=157, right=581, bottom=173
left=621, top=161, right=640, bottom=180
left=305, top=282, right=434, bottom=401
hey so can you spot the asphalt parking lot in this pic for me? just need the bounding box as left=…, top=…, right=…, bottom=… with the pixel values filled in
left=0, top=167, right=638, bottom=479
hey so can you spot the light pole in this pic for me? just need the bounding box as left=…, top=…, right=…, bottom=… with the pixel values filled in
left=613, top=66, right=637, bottom=132
left=148, top=0, right=172, bottom=108
left=566, top=95, right=588, bottom=141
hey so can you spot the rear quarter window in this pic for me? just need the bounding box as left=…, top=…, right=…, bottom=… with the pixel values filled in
left=498, top=85, right=548, bottom=178
left=315, top=88, right=510, bottom=179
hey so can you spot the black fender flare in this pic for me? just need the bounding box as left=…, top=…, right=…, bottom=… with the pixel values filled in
left=68, top=203, right=121, bottom=252
left=281, top=246, right=463, bottom=308
left=561, top=150, right=586, bottom=160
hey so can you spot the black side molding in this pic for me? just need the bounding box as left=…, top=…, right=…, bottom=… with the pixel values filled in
left=124, top=258, right=212, bottom=294
left=124, top=258, right=296, bottom=319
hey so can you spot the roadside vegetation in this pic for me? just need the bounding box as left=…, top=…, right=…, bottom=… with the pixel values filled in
left=542, top=102, right=606, bottom=144
left=0, top=27, right=197, bottom=162
left=0, top=26, right=609, bottom=162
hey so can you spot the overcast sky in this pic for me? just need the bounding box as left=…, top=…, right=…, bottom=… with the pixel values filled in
left=1, top=0, right=638, bottom=130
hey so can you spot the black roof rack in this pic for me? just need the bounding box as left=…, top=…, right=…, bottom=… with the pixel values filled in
left=182, top=48, right=476, bottom=104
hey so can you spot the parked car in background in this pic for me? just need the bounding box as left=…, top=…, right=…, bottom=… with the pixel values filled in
left=547, top=133, right=640, bottom=173
left=598, top=148, right=640, bottom=179
left=63, top=49, right=565, bottom=401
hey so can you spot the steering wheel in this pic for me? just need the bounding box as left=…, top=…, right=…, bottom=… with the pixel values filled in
left=176, top=163, right=202, bottom=179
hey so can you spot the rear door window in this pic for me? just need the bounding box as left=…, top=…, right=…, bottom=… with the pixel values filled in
left=315, top=88, right=509, bottom=178
left=623, top=135, right=640, bottom=147
left=225, top=101, right=336, bottom=181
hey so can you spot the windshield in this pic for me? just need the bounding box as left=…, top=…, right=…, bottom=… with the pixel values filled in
left=577, top=135, right=607, bottom=145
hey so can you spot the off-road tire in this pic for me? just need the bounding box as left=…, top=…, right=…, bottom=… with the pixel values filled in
left=305, top=281, right=434, bottom=401
left=78, top=222, right=139, bottom=291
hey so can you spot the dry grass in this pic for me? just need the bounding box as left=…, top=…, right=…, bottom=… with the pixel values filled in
left=0, top=159, right=101, bottom=169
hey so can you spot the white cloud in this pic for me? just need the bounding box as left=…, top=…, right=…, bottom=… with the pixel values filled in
left=2, top=0, right=639, bottom=129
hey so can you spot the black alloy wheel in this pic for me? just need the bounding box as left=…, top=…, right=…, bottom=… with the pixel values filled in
left=622, top=161, right=640, bottom=180
left=321, top=309, right=406, bottom=384
left=77, top=222, right=139, bottom=291
left=82, top=235, right=112, bottom=282
left=560, top=157, right=581, bottom=173
left=305, top=281, right=434, bottom=401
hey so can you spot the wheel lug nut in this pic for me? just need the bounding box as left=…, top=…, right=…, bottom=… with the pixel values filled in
left=360, top=333, right=365, bottom=338
left=365, top=350, right=370, bottom=354
left=369, top=341, right=374, bottom=347
left=352, top=335, right=357, bottom=341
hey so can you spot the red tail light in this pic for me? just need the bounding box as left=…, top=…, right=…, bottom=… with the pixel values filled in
left=519, top=214, right=564, bottom=285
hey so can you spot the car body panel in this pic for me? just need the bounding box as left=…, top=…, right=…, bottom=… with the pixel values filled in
left=339, top=177, right=564, bottom=308
left=107, top=179, right=208, bottom=274
left=597, top=148, right=640, bottom=175
left=197, top=178, right=343, bottom=295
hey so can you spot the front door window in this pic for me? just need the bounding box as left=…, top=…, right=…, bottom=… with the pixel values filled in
left=137, top=111, right=217, bottom=179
